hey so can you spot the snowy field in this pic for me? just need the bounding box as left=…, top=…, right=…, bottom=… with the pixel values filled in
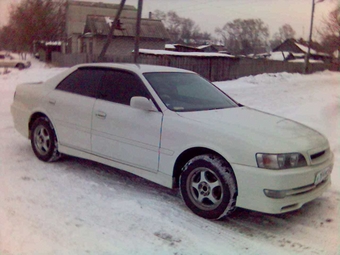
left=0, top=58, right=339, bottom=255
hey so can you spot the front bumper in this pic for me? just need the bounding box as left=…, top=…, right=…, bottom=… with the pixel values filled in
left=232, top=152, right=333, bottom=214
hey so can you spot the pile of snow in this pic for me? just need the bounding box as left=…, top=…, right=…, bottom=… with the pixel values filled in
left=267, top=51, right=324, bottom=63
left=267, top=51, right=290, bottom=61
left=0, top=57, right=339, bottom=255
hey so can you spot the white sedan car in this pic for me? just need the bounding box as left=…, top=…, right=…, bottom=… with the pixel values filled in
left=0, top=52, right=31, bottom=69
left=11, top=63, right=333, bottom=219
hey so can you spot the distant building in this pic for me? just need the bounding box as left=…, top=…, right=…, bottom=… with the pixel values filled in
left=196, top=45, right=219, bottom=53
left=273, top=39, right=332, bottom=63
left=65, top=0, right=138, bottom=54
left=34, top=41, right=62, bottom=61
left=80, top=15, right=170, bottom=55
left=171, top=44, right=202, bottom=53
left=165, top=44, right=219, bottom=53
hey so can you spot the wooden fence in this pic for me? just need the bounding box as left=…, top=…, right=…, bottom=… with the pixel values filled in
left=51, top=52, right=334, bottom=81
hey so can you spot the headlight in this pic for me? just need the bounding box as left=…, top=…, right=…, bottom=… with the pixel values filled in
left=256, top=153, right=307, bottom=169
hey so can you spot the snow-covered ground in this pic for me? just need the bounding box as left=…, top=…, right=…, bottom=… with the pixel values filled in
left=0, top=58, right=339, bottom=255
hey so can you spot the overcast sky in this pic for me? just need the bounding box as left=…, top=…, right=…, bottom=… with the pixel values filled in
left=0, top=0, right=337, bottom=40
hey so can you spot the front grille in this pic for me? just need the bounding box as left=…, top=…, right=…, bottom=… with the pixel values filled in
left=285, top=176, right=329, bottom=197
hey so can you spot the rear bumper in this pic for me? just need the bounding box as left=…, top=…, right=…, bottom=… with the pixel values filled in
left=11, top=102, right=30, bottom=139
left=233, top=153, right=333, bottom=214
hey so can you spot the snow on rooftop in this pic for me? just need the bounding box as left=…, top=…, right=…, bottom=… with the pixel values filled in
left=289, top=59, right=324, bottom=63
left=295, top=42, right=317, bottom=54
left=105, top=16, right=113, bottom=26
left=165, top=44, right=176, bottom=49
left=267, top=52, right=289, bottom=61
left=295, top=42, right=329, bottom=56
left=45, top=41, right=62, bottom=46
left=268, top=52, right=306, bottom=61
left=139, top=49, right=235, bottom=58
left=196, top=45, right=212, bottom=49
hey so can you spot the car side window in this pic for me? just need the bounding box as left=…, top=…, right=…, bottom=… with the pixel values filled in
left=99, top=70, right=149, bottom=105
left=56, top=68, right=104, bottom=98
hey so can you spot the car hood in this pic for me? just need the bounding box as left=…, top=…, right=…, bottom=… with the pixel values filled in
left=177, top=107, right=327, bottom=151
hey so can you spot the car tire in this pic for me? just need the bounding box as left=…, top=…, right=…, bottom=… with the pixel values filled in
left=16, top=63, right=25, bottom=70
left=180, top=154, right=237, bottom=219
left=31, top=117, right=61, bottom=162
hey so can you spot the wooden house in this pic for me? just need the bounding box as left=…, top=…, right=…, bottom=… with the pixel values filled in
left=80, top=15, right=170, bottom=56
left=273, top=39, right=332, bottom=63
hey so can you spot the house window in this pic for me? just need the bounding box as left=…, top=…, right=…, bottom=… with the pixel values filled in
left=66, top=38, right=72, bottom=54
left=81, top=40, right=87, bottom=53
left=89, top=40, right=93, bottom=55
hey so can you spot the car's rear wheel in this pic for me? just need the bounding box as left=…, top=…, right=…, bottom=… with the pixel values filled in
left=31, top=117, right=60, bottom=162
left=180, top=154, right=237, bottom=219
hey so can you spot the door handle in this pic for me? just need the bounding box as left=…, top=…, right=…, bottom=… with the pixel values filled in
left=95, top=111, right=107, bottom=119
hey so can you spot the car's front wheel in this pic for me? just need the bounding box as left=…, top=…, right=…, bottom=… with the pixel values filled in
left=31, top=117, right=60, bottom=162
left=180, top=154, right=237, bottom=219
left=16, top=63, right=25, bottom=70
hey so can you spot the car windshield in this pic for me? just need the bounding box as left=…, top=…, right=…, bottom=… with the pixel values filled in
left=144, top=72, right=238, bottom=112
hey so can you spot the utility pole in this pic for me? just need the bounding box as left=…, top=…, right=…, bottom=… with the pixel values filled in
left=98, top=0, right=126, bottom=61
left=304, top=0, right=315, bottom=74
left=134, top=0, right=143, bottom=63
left=304, top=0, right=324, bottom=74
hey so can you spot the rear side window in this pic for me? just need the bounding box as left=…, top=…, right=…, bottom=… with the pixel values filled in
left=99, top=70, right=149, bottom=105
left=56, top=68, right=104, bottom=97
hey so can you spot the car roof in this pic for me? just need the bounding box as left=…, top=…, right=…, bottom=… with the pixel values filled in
left=74, top=63, right=194, bottom=74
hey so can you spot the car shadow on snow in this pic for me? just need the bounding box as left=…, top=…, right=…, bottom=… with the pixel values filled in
left=56, top=155, right=180, bottom=199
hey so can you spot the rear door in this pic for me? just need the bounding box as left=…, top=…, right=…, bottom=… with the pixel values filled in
left=91, top=69, right=163, bottom=172
left=45, top=67, right=104, bottom=152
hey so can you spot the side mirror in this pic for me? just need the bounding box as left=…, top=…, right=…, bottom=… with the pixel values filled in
left=130, top=96, right=157, bottom=111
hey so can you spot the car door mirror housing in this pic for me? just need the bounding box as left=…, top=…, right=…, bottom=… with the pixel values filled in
left=130, top=96, right=157, bottom=111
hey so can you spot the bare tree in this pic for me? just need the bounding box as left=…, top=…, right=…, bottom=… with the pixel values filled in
left=0, top=0, right=66, bottom=52
left=216, top=19, right=269, bottom=55
left=152, top=10, right=210, bottom=44
left=279, top=24, right=296, bottom=40
left=270, top=24, right=296, bottom=49
left=318, top=6, right=340, bottom=56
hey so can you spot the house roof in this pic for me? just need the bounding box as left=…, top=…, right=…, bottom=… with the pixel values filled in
left=66, top=1, right=137, bottom=36
left=273, top=39, right=330, bottom=57
left=196, top=45, right=215, bottom=50
left=68, top=0, right=136, bottom=10
left=138, top=49, right=235, bottom=58
left=166, top=44, right=219, bottom=52
left=165, top=44, right=176, bottom=50
left=170, top=44, right=202, bottom=52
left=83, top=15, right=170, bottom=40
